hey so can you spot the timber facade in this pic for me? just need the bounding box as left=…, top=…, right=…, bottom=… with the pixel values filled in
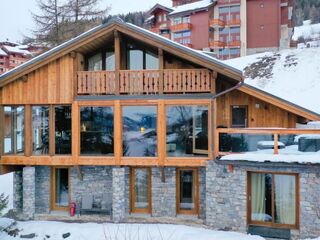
left=0, top=19, right=319, bottom=239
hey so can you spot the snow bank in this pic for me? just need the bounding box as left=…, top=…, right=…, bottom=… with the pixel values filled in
left=170, top=0, right=214, bottom=15
left=0, top=218, right=15, bottom=231
left=225, top=47, right=320, bottom=115
left=0, top=221, right=264, bottom=240
left=292, top=20, right=320, bottom=41
left=0, top=173, right=13, bottom=215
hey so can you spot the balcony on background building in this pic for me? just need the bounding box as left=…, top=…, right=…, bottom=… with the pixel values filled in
left=226, top=19, right=241, bottom=26
left=150, top=27, right=160, bottom=34
left=209, top=40, right=226, bottom=48
left=209, top=19, right=225, bottom=29
left=159, top=23, right=170, bottom=31
left=226, top=40, right=241, bottom=48
left=171, top=23, right=192, bottom=33
left=161, top=33, right=171, bottom=39
left=77, top=69, right=213, bottom=96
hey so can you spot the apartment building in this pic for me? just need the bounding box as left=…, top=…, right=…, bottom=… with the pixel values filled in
left=145, top=0, right=293, bottom=59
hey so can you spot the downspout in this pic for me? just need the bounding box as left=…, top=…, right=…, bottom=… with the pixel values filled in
left=211, top=76, right=244, bottom=161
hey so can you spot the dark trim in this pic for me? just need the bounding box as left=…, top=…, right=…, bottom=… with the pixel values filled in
left=76, top=93, right=214, bottom=101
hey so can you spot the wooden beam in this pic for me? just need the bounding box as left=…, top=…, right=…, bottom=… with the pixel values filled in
left=49, top=105, right=55, bottom=156
left=72, top=102, right=79, bottom=165
left=25, top=105, right=32, bottom=157
left=158, top=48, right=164, bottom=94
left=157, top=100, right=165, bottom=166
left=114, top=30, right=120, bottom=95
left=0, top=105, right=3, bottom=157
left=274, top=133, right=279, bottom=155
left=114, top=100, right=122, bottom=165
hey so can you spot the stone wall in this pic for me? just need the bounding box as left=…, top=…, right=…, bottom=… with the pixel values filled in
left=22, top=166, right=35, bottom=219
left=13, top=171, right=23, bottom=212
left=112, top=167, right=126, bottom=222
left=151, top=167, right=176, bottom=217
left=199, top=167, right=206, bottom=220
left=206, top=160, right=320, bottom=239
left=35, top=166, right=50, bottom=214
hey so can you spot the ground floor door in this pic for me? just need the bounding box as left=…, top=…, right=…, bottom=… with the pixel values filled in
left=177, top=168, right=199, bottom=215
left=130, top=167, right=151, bottom=214
left=51, top=167, right=70, bottom=211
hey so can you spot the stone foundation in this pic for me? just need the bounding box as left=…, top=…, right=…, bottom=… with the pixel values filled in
left=22, top=166, right=35, bottom=219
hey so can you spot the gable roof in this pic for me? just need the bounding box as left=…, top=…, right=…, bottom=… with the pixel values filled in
left=146, top=3, right=173, bottom=16
left=169, top=0, right=216, bottom=16
left=225, top=47, right=320, bottom=119
left=0, top=18, right=242, bottom=87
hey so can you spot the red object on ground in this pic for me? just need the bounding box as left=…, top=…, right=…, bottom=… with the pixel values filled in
left=70, top=202, right=76, bottom=216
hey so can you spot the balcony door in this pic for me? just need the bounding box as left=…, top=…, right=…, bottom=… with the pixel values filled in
left=177, top=168, right=199, bottom=215
left=51, top=167, right=70, bottom=211
left=130, top=168, right=152, bottom=214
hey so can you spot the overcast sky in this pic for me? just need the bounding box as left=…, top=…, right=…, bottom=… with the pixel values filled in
left=0, top=0, right=172, bottom=43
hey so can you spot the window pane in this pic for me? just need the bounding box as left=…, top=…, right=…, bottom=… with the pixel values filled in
left=134, top=168, right=149, bottom=209
left=274, top=175, right=296, bottom=225
left=55, top=106, right=72, bottom=154
left=232, top=106, right=247, bottom=128
left=55, top=168, right=69, bottom=207
left=251, top=173, right=272, bottom=222
left=4, top=106, right=24, bottom=154
left=105, top=52, right=115, bottom=70
left=88, top=53, right=102, bottom=70
left=180, top=170, right=194, bottom=210
left=122, top=106, right=157, bottom=157
left=80, top=107, right=114, bottom=155
left=166, top=106, right=208, bottom=157
left=145, top=51, right=159, bottom=70
left=128, top=49, right=143, bottom=70
left=32, top=106, right=49, bottom=155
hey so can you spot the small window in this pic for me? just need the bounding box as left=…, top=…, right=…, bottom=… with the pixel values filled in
left=231, top=105, right=247, bottom=128
left=88, top=53, right=102, bottom=70
left=105, top=51, right=115, bottom=70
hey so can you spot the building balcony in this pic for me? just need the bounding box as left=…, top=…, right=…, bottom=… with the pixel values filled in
left=77, top=69, right=213, bottom=95
left=216, top=128, right=320, bottom=160
left=161, top=33, right=171, bottom=39
left=226, top=19, right=241, bottom=26
left=209, top=19, right=225, bottom=29
left=171, top=23, right=192, bottom=33
left=150, top=27, right=160, bottom=34
left=226, top=40, right=241, bottom=48
left=209, top=40, right=226, bottom=48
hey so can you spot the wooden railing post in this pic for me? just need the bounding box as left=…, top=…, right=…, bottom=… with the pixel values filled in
left=114, top=30, right=120, bottom=95
left=158, top=48, right=164, bottom=94
left=274, top=133, right=279, bottom=155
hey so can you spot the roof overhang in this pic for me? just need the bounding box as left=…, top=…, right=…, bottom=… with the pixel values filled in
left=146, top=4, right=173, bottom=16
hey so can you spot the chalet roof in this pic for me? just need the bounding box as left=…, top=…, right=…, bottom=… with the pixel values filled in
left=225, top=47, right=320, bottom=116
left=169, top=0, right=216, bottom=16
left=0, top=48, right=8, bottom=56
left=0, top=18, right=242, bottom=85
left=2, top=45, right=32, bottom=56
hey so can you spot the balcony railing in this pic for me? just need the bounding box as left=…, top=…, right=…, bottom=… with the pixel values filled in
left=150, top=27, right=160, bottom=33
left=226, top=19, right=241, bottom=26
left=77, top=69, right=213, bottom=95
left=209, top=19, right=225, bottom=28
left=171, top=23, right=192, bottom=32
left=209, top=40, right=226, bottom=48
left=216, top=128, right=320, bottom=157
left=226, top=40, right=241, bottom=48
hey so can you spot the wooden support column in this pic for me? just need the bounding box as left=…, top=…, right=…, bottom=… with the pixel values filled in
left=72, top=102, right=79, bottom=165
left=274, top=133, right=279, bottom=155
left=0, top=105, right=3, bottom=157
left=114, top=30, right=121, bottom=95
left=49, top=105, right=55, bottom=156
left=158, top=48, right=164, bottom=94
left=114, top=100, right=122, bottom=165
left=157, top=100, right=165, bottom=166
left=212, top=73, right=218, bottom=158
left=71, top=51, right=78, bottom=99
left=25, top=105, right=32, bottom=157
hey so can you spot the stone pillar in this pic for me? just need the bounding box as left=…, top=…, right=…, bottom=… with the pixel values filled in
left=23, top=166, right=35, bottom=219
left=13, top=171, right=23, bottom=212
left=112, top=167, right=126, bottom=222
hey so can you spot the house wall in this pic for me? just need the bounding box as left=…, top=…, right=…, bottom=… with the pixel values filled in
left=206, top=161, right=320, bottom=239
left=190, top=11, right=210, bottom=50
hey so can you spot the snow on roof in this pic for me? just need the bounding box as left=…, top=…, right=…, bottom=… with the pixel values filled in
left=292, top=20, right=320, bottom=41
left=3, top=45, right=31, bottom=56
left=145, top=15, right=155, bottom=22
left=0, top=48, right=8, bottom=56
left=225, top=47, right=320, bottom=115
left=169, top=0, right=215, bottom=15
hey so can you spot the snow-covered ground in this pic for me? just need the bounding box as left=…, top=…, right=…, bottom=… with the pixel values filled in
left=0, top=221, right=264, bottom=240
left=0, top=173, right=13, bottom=215
left=292, top=20, right=320, bottom=41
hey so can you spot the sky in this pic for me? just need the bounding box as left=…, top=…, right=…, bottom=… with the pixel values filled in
left=0, top=0, right=172, bottom=43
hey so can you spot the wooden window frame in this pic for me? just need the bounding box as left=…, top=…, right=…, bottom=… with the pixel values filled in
left=230, top=105, right=248, bottom=128
left=54, top=105, right=72, bottom=156
left=176, top=167, right=199, bottom=215
left=130, top=167, right=152, bottom=214
left=50, top=166, right=71, bottom=211
left=247, top=171, right=300, bottom=229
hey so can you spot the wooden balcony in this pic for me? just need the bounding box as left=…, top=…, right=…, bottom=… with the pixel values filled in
left=209, top=19, right=225, bottom=28
left=171, top=23, right=192, bottom=33
left=226, top=41, right=241, bottom=48
left=226, top=19, right=241, bottom=26
left=77, top=69, right=213, bottom=95
left=216, top=128, right=320, bottom=157
left=209, top=40, right=226, bottom=48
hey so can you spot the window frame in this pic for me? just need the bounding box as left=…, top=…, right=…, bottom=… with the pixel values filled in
left=231, top=105, right=248, bottom=128
left=247, top=171, right=300, bottom=229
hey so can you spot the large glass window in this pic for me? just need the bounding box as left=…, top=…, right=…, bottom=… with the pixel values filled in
left=80, top=107, right=114, bottom=155
left=32, top=106, right=50, bottom=155
left=166, top=105, right=208, bottom=157
left=127, top=45, right=159, bottom=70
left=122, top=106, right=157, bottom=157
left=55, top=106, right=71, bottom=154
left=249, top=172, right=297, bottom=227
left=88, top=53, right=102, bottom=71
left=4, top=106, right=24, bottom=154
left=105, top=51, right=115, bottom=70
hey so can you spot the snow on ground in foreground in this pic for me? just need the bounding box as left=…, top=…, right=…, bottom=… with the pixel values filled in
left=0, top=221, right=264, bottom=240
left=0, top=173, right=13, bottom=214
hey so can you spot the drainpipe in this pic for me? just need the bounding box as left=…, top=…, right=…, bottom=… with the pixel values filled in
left=211, top=77, right=244, bottom=161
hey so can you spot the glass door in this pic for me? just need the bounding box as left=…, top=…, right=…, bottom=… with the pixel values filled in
left=131, top=168, right=151, bottom=213
left=51, top=168, right=69, bottom=211
left=177, top=168, right=199, bottom=215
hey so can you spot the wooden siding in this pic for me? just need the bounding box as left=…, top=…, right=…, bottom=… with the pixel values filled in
left=0, top=55, right=74, bottom=105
